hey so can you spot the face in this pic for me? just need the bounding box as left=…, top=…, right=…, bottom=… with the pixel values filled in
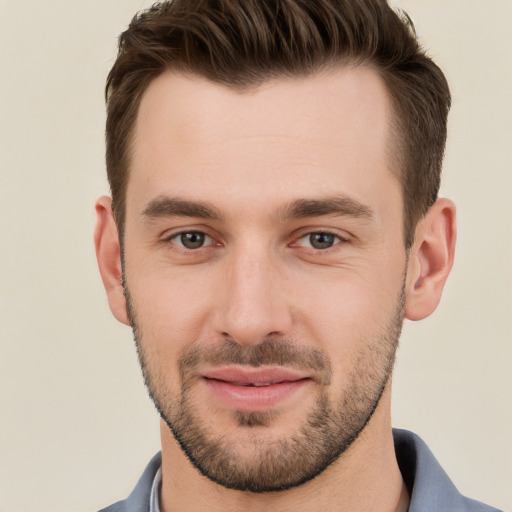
left=122, top=68, right=409, bottom=492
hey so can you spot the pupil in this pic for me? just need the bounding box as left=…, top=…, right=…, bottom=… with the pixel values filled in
left=310, top=233, right=334, bottom=249
left=181, top=232, right=204, bottom=249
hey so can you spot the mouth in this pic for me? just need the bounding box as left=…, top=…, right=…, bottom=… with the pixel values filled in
left=201, top=367, right=312, bottom=411
left=227, top=381, right=290, bottom=387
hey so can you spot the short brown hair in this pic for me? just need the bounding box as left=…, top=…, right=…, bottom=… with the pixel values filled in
left=106, top=0, right=451, bottom=248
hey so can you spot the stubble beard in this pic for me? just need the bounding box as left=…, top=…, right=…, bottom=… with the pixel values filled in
left=124, top=283, right=405, bottom=493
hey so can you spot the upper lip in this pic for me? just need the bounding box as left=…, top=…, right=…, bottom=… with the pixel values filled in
left=202, top=366, right=310, bottom=385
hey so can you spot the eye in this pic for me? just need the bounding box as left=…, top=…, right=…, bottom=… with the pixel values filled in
left=171, top=231, right=214, bottom=249
left=297, top=232, right=343, bottom=250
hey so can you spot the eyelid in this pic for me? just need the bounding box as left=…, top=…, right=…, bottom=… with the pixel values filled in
left=158, top=226, right=350, bottom=251
left=160, top=226, right=220, bottom=249
left=171, top=231, right=214, bottom=248
left=292, top=229, right=350, bottom=250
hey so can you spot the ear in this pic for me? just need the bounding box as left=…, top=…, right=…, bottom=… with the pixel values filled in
left=94, top=196, right=130, bottom=326
left=404, top=198, right=457, bottom=321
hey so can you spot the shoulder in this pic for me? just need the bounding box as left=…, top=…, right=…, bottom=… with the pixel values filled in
left=97, top=452, right=162, bottom=512
left=393, top=429, right=503, bottom=512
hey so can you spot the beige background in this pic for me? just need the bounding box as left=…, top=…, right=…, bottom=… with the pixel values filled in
left=0, top=1, right=510, bottom=511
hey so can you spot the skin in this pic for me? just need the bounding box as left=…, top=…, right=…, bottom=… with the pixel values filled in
left=95, top=66, right=456, bottom=512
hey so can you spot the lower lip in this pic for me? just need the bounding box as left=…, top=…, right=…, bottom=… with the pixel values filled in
left=203, top=378, right=311, bottom=411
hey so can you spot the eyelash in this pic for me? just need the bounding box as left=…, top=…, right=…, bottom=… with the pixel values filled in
left=162, top=229, right=347, bottom=253
left=294, top=231, right=347, bottom=251
left=165, top=231, right=217, bottom=250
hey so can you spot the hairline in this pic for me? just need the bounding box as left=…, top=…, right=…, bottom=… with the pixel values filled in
left=115, top=63, right=414, bottom=249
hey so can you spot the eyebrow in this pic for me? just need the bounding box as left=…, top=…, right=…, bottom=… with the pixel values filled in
left=142, top=197, right=223, bottom=221
left=141, top=195, right=374, bottom=222
left=280, top=196, right=374, bottom=221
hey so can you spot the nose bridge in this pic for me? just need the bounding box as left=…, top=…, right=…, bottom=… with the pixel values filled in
left=216, top=239, right=292, bottom=344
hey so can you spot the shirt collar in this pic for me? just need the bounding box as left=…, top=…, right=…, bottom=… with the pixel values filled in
left=149, top=465, right=162, bottom=512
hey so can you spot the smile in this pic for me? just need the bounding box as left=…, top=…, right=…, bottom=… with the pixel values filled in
left=232, top=381, right=281, bottom=387
left=201, top=367, right=312, bottom=411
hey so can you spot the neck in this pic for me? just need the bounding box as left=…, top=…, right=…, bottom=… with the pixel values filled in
left=159, top=386, right=408, bottom=512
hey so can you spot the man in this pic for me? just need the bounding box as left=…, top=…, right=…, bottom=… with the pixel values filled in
left=94, top=1, right=501, bottom=511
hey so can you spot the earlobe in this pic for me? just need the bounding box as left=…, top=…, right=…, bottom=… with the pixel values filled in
left=94, top=196, right=130, bottom=326
left=404, top=199, right=457, bottom=321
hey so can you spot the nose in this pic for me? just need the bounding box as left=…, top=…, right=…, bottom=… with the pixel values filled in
left=213, top=243, right=293, bottom=346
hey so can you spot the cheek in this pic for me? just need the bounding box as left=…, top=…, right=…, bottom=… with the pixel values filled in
left=126, top=263, right=217, bottom=365
left=291, top=260, right=405, bottom=356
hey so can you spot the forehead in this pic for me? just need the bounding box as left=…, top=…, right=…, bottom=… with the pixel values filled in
left=128, top=67, right=398, bottom=219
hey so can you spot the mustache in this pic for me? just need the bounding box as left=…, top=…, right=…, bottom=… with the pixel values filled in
left=179, top=338, right=332, bottom=384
